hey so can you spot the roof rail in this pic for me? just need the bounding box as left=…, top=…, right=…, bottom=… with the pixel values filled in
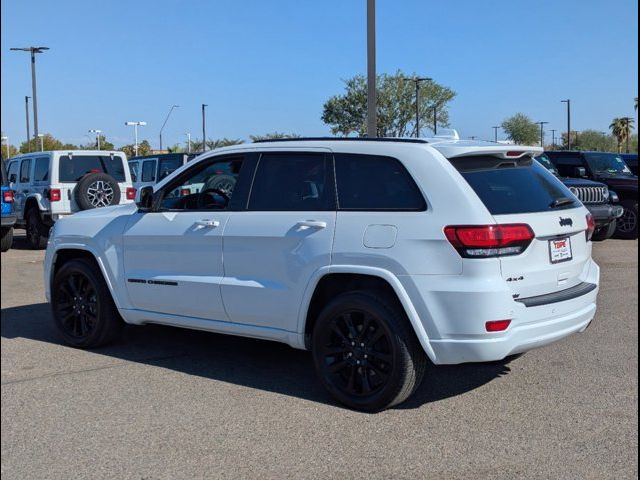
left=252, top=137, right=429, bottom=144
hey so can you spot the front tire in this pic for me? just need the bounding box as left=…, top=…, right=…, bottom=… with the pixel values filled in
left=26, top=209, right=48, bottom=250
left=51, top=258, right=123, bottom=348
left=312, top=291, right=427, bottom=412
left=615, top=199, right=638, bottom=239
left=0, top=227, right=13, bottom=252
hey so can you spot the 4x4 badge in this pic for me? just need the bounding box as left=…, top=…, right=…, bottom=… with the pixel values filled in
left=559, top=217, right=573, bottom=227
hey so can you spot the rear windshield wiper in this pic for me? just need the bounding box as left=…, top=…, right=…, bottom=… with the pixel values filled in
left=550, top=197, right=575, bottom=209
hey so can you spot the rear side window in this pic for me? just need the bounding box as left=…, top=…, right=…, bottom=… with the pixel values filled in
left=7, top=161, right=19, bottom=184
left=158, top=157, right=183, bottom=181
left=33, top=157, right=50, bottom=182
left=58, top=155, right=126, bottom=182
left=249, top=153, right=334, bottom=211
left=128, top=161, right=139, bottom=182
left=142, top=160, right=156, bottom=182
left=335, top=154, right=426, bottom=211
left=451, top=156, right=580, bottom=215
left=20, top=159, right=31, bottom=183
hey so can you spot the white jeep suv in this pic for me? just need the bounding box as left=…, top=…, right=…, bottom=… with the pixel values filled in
left=44, top=138, right=600, bottom=411
left=6, top=150, right=135, bottom=249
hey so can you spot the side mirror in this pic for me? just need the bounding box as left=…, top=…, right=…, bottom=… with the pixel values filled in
left=574, top=167, right=587, bottom=177
left=136, top=186, right=155, bottom=211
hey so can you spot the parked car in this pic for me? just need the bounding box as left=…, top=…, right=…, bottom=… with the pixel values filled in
left=535, top=154, right=623, bottom=241
left=128, top=153, right=196, bottom=192
left=5, top=150, right=135, bottom=249
left=45, top=138, right=600, bottom=412
left=545, top=151, right=638, bottom=239
left=621, top=153, right=638, bottom=176
left=1, top=159, right=16, bottom=252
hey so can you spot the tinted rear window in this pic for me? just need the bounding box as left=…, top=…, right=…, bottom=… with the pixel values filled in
left=158, top=157, right=183, bottom=180
left=335, top=154, right=426, bottom=210
left=451, top=156, right=580, bottom=215
left=58, top=155, right=126, bottom=182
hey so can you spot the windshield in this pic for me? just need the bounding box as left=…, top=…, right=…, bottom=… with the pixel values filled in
left=535, top=154, right=559, bottom=176
left=585, top=153, right=634, bottom=176
left=58, top=155, right=126, bottom=182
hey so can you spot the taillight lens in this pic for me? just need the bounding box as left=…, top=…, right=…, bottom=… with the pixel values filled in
left=48, top=188, right=61, bottom=202
left=486, top=320, right=512, bottom=332
left=126, top=187, right=136, bottom=200
left=444, top=224, right=535, bottom=258
left=585, top=213, right=596, bottom=242
left=3, top=190, right=14, bottom=203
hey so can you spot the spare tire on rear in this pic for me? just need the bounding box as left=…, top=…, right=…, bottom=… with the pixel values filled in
left=74, top=173, right=121, bottom=210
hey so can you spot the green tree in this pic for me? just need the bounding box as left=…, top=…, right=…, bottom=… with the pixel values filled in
left=187, top=138, right=244, bottom=152
left=321, top=71, right=456, bottom=137
left=610, top=117, right=635, bottom=153
left=561, top=130, right=617, bottom=152
left=249, top=132, right=300, bottom=142
left=19, top=133, right=78, bottom=153
left=120, top=140, right=152, bottom=158
left=80, top=135, right=115, bottom=151
left=166, top=143, right=185, bottom=153
left=0, top=136, right=19, bottom=161
left=501, top=114, right=539, bottom=146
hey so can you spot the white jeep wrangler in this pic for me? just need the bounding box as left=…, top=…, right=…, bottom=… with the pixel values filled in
left=6, top=150, right=135, bottom=249
left=44, top=138, right=600, bottom=411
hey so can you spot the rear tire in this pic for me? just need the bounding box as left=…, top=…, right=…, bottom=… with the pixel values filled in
left=26, top=209, right=48, bottom=250
left=0, top=227, right=13, bottom=252
left=311, top=291, right=427, bottom=412
left=51, top=258, right=124, bottom=348
left=591, top=220, right=617, bottom=242
left=615, top=199, right=638, bottom=239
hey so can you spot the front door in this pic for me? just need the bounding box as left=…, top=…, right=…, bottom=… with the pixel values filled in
left=122, top=154, right=248, bottom=321
left=222, top=151, right=336, bottom=332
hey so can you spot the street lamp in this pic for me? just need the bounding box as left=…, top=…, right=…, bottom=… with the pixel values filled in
left=412, top=77, right=432, bottom=138
left=125, top=121, right=147, bottom=156
left=10, top=46, right=49, bottom=141
left=159, top=104, right=180, bottom=151
left=89, top=129, right=102, bottom=150
left=25, top=96, right=31, bottom=152
left=561, top=99, right=571, bottom=149
left=551, top=129, right=557, bottom=149
left=492, top=126, right=500, bottom=143
left=367, top=0, right=377, bottom=137
left=1, top=136, right=9, bottom=159
left=536, top=121, right=549, bottom=147
left=201, top=104, right=208, bottom=152
left=185, top=133, right=191, bottom=154
left=37, top=133, right=44, bottom=152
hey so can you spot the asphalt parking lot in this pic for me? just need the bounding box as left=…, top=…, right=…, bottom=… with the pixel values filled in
left=1, top=234, right=638, bottom=479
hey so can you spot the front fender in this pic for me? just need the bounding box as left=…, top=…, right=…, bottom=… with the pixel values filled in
left=296, top=265, right=438, bottom=362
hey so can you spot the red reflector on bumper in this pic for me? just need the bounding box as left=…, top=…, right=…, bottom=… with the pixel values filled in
left=486, top=320, right=511, bottom=332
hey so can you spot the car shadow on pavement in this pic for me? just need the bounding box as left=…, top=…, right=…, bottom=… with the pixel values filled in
left=1, top=302, right=512, bottom=411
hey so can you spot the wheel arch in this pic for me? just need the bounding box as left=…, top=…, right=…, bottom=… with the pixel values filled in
left=23, top=194, right=45, bottom=219
left=298, top=266, right=437, bottom=362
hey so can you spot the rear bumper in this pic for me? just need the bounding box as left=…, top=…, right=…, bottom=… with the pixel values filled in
left=587, top=203, right=624, bottom=226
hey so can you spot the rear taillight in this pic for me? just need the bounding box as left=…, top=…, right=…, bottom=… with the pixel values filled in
left=444, top=224, right=535, bottom=258
left=585, top=213, right=596, bottom=242
left=3, top=190, right=14, bottom=203
left=48, top=189, right=61, bottom=202
left=126, top=187, right=136, bottom=200
left=180, top=188, right=191, bottom=196
left=486, top=320, right=512, bottom=332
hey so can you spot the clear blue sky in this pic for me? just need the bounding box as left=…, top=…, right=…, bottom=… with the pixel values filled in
left=1, top=0, right=638, bottom=149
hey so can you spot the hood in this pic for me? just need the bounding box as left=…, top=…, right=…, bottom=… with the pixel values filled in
left=595, top=175, right=639, bottom=190
left=70, top=202, right=138, bottom=219
left=561, top=177, right=606, bottom=188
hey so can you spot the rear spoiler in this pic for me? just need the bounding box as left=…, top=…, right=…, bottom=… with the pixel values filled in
left=431, top=143, right=543, bottom=160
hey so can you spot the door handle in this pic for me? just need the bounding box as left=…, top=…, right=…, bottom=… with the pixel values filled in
left=195, top=219, right=220, bottom=228
left=296, top=220, right=327, bottom=230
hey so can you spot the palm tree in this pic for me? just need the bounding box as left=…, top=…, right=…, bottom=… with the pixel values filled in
left=610, top=117, right=630, bottom=153
left=635, top=97, right=638, bottom=112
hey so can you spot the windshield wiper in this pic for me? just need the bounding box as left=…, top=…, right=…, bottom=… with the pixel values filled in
left=550, top=197, right=575, bottom=209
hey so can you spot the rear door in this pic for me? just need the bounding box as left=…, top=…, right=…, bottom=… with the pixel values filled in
left=221, top=150, right=336, bottom=331
left=451, top=155, right=590, bottom=299
left=14, top=158, right=32, bottom=219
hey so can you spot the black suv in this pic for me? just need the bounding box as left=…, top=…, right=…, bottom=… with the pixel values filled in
left=546, top=151, right=638, bottom=239
left=536, top=154, right=623, bottom=241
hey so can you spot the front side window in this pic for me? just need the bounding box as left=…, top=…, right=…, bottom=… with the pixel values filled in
left=142, top=160, right=156, bottom=182
left=20, top=159, right=31, bottom=183
left=33, top=157, right=50, bottom=182
left=248, top=153, right=334, bottom=211
left=129, top=161, right=139, bottom=182
left=160, top=156, right=244, bottom=211
left=335, top=154, right=426, bottom=211
left=58, top=155, right=126, bottom=182
left=585, top=153, right=634, bottom=176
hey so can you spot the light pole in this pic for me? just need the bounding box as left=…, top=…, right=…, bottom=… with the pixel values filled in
left=412, top=77, right=432, bottom=138
left=37, top=134, right=44, bottom=152
left=561, top=99, right=571, bottom=149
left=10, top=47, right=49, bottom=141
left=185, top=133, right=191, bottom=154
left=125, top=121, right=147, bottom=156
left=536, top=121, right=549, bottom=147
left=159, top=104, right=180, bottom=151
left=492, top=126, right=500, bottom=143
left=551, top=129, right=557, bottom=149
left=25, top=96, right=31, bottom=152
left=89, top=129, right=102, bottom=150
left=201, top=104, right=208, bottom=152
left=1, top=136, right=9, bottom=159
left=367, top=0, right=377, bottom=137
left=432, top=105, right=438, bottom=135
